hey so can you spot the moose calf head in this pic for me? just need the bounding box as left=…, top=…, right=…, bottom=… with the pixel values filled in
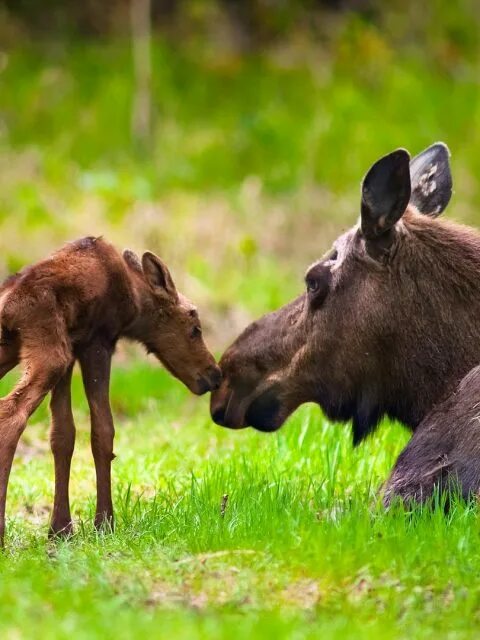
left=211, top=143, right=480, bottom=443
left=125, top=250, right=221, bottom=396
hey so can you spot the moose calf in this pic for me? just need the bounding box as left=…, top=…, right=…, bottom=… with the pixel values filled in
left=0, top=237, right=221, bottom=543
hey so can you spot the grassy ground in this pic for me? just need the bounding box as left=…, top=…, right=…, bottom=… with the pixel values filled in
left=2, top=364, right=480, bottom=639
left=1, top=13, right=480, bottom=638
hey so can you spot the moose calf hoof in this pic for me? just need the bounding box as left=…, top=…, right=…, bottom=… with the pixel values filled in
left=48, top=520, right=74, bottom=540
left=94, top=513, right=115, bottom=534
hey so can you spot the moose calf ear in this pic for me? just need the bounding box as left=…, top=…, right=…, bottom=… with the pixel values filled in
left=409, top=142, right=452, bottom=217
left=141, top=252, right=178, bottom=299
left=361, top=149, right=411, bottom=240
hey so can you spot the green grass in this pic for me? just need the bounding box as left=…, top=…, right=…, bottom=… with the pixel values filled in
left=1, top=363, right=480, bottom=639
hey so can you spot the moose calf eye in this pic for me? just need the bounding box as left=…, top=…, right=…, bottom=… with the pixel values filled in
left=191, top=326, right=202, bottom=339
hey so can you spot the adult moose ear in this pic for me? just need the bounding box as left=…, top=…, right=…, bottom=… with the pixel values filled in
left=142, top=252, right=178, bottom=299
left=361, top=149, right=411, bottom=240
left=409, top=142, right=452, bottom=217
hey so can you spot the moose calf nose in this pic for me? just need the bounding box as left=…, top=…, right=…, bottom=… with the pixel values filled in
left=206, top=365, right=222, bottom=391
left=194, top=365, right=222, bottom=396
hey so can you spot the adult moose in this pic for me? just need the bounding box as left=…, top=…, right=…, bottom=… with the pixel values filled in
left=211, top=143, right=480, bottom=502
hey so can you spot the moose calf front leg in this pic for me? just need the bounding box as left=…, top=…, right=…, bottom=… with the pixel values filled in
left=49, top=364, right=76, bottom=537
left=80, top=343, right=115, bottom=531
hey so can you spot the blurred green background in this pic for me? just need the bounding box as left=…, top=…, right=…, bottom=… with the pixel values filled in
left=1, top=0, right=479, bottom=353
left=1, top=3, right=480, bottom=638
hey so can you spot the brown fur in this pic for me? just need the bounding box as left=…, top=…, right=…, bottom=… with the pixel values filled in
left=383, top=366, right=480, bottom=505
left=0, top=236, right=221, bottom=543
left=211, top=144, right=480, bottom=503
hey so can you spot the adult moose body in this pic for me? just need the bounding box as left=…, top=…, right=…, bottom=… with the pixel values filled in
left=211, top=143, right=480, bottom=502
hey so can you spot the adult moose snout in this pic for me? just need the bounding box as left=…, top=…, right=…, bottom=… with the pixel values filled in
left=211, top=379, right=286, bottom=431
left=210, top=377, right=248, bottom=429
left=210, top=379, right=233, bottom=426
left=210, top=295, right=308, bottom=430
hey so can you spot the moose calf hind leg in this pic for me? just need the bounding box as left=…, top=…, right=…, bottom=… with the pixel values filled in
left=0, top=355, right=70, bottom=545
left=0, top=403, right=29, bottom=545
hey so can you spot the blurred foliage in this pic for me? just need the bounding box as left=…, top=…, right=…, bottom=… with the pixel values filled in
left=3, top=0, right=480, bottom=52
left=0, top=1, right=406, bottom=38
left=0, top=1, right=479, bottom=347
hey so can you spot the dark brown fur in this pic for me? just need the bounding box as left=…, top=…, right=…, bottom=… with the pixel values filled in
left=383, top=367, right=480, bottom=505
left=211, top=143, right=480, bottom=503
left=0, top=237, right=221, bottom=543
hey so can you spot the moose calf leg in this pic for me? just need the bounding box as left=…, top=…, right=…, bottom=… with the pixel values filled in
left=49, top=364, right=76, bottom=537
left=0, top=352, right=70, bottom=545
left=80, top=343, right=115, bottom=531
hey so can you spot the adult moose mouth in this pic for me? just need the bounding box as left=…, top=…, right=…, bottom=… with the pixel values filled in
left=210, top=388, right=248, bottom=429
left=244, top=386, right=284, bottom=432
left=211, top=383, right=284, bottom=432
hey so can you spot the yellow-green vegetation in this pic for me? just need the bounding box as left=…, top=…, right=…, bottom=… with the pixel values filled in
left=1, top=6, right=480, bottom=638
left=2, top=365, right=480, bottom=639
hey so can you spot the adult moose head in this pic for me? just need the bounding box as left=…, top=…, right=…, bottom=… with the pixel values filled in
left=211, top=143, right=480, bottom=449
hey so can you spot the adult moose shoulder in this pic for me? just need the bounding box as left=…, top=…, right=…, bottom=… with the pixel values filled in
left=211, top=143, right=480, bottom=502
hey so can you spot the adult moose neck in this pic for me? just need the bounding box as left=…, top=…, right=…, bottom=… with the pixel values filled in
left=378, top=209, right=480, bottom=431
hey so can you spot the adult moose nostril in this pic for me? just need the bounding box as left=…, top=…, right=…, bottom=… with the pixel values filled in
left=211, top=405, right=226, bottom=426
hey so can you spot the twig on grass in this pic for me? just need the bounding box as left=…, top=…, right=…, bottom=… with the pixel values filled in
left=220, top=493, right=229, bottom=518
left=175, top=549, right=260, bottom=565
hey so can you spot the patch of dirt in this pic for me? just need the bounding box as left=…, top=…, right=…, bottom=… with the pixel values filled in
left=281, top=579, right=322, bottom=609
left=144, top=566, right=248, bottom=611
left=174, top=549, right=258, bottom=565
left=18, top=502, right=51, bottom=527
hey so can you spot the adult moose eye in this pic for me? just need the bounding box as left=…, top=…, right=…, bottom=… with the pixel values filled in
left=305, top=263, right=332, bottom=308
left=306, top=276, right=320, bottom=293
